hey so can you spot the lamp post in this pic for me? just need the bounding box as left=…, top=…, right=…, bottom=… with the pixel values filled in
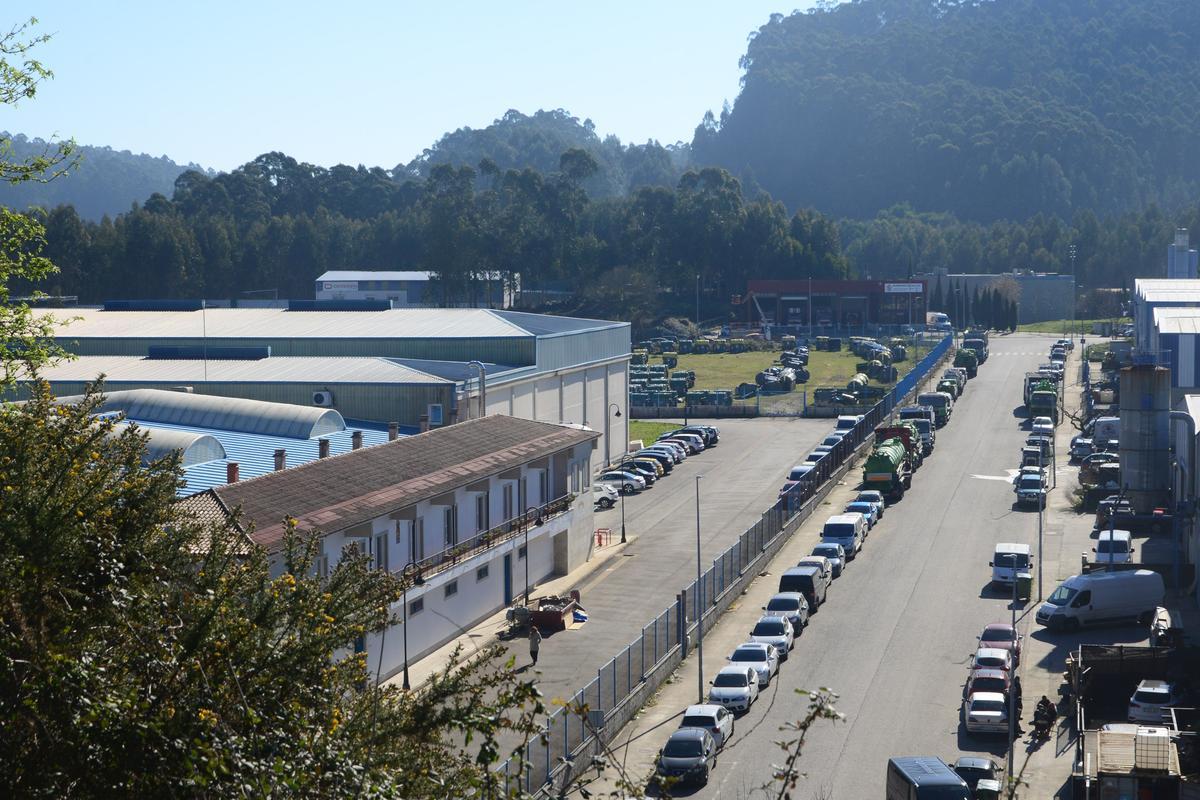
left=1068, top=244, right=1077, bottom=341
left=1001, top=552, right=1019, bottom=788
left=522, top=505, right=544, bottom=606
left=695, top=475, right=705, bottom=704
left=401, top=561, right=425, bottom=690
left=1038, top=444, right=1045, bottom=602
left=607, top=402, right=622, bottom=469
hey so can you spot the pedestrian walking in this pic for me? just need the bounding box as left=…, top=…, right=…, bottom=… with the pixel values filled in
left=528, top=625, right=542, bottom=666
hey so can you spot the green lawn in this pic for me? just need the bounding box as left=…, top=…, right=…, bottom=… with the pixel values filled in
left=628, top=420, right=677, bottom=445
left=1017, top=318, right=1129, bottom=335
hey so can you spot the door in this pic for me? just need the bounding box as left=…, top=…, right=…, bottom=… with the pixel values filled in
left=503, top=554, right=513, bottom=606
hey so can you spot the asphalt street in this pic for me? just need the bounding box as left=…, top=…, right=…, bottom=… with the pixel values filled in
left=584, top=334, right=1069, bottom=799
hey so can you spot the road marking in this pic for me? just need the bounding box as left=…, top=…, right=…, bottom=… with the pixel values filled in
left=971, top=469, right=1021, bottom=482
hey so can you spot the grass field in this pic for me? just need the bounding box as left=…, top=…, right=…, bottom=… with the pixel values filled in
left=1017, top=318, right=1129, bottom=335
left=628, top=420, right=677, bottom=445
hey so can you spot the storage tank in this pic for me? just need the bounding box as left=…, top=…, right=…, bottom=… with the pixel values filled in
left=1119, top=364, right=1171, bottom=513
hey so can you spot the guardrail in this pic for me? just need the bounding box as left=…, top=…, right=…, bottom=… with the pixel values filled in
left=495, top=335, right=954, bottom=795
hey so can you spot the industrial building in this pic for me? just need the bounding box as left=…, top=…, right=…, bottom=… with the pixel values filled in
left=744, top=279, right=927, bottom=331
left=922, top=268, right=1073, bottom=325
left=180, top=414, right=600, bottom=677
left=31, top=304, right=631, bottom=461
left=315, top=270, right=512, bottom=308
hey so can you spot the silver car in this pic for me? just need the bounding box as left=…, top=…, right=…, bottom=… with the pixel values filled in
left=728, top=642, right=779, bottom=687
left=748, top=616, right=794, bottom=660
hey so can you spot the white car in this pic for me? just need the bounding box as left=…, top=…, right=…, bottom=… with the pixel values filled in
left=598, top=470, right=645, bottom=494
left=796, top=555, right=833, bottom=584
left=748, top=615, right=795, bottom=659
left=964, top=691, right=1009, bottom=734
left=1056, top=338, right=1074, bottom=352
left=1032, top=417, right=1054, bottom=437
left=727, top=642, right=779, bottom=687
left=708, top=665, right=760, bottom=712
left=1128, top=680, right=1183, bottom=723
left=972, top=647, right=1013, bottom=673
left=644, top=443, right=685, bottom=462
left=679, top=704, right=735, bottom=749
left=592, top=483, right=619, bottom=509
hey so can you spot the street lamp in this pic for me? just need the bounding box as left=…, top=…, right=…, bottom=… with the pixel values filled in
left=401, top=561, right=425, bottom=690
left=694, top=474, right=705, bottom=704
left=522, top=505, right=544, bottom=606
left=607, top=402, right=622, bottom=468
left=1000, top=552, right=1020, bottom=788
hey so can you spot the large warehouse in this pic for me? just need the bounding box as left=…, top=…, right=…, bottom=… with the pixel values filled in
left=29, top=304, right=631, bottom=461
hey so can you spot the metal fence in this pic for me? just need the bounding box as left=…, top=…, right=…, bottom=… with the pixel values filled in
left=496, top=335, right=954, bottom=795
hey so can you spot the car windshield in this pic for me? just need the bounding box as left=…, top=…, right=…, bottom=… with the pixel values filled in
left=662, top=738, right=704, bottom=758
left=846, top=503, right=871, bottom=514
left=730, top=649, right=763, bottom=663
left=976, top=654, right=1006, bottom=668
left=812, top=546, right=840, bottom=559
left=825, top=523, right=855, bottom=538
left=981, top=628, right=1013, bottom=642
left=995, top=552, right=1029, bottom=568
left=766, top=598, right=798, bottom=613
left=1047, top=585, right=1077, bottom=606
left=973, top=678, right=1007, bottom=694
left=1134, top=689, right=1170, bottom=704
left=681, top=715, right=715, bottom=729
left=972, top=699, right=1006, bottom=713
left=1019, top=476, right=1043, bottom=489
left=713, top=672, right=748, bottom=688
left=752, top=621, right=787, bottom=636
left=1097, top=540, right=1129, bottom=553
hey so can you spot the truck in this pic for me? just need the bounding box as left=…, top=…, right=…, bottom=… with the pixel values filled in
left=953, top=348, right=978, bottom=378
left=862, top=438, right=912, bottom=501
left=1029, top=386, right=1059, bottom=423
left=898, top=406, right=936, bottom=454
left=1022, top=373, right=1055, bottom=407
left=962, top=336, right=989, bottom=363
left=875, top=423, right=923, bottom=469
left=936, top=378, right=960, bottom=399
left=917, top=391, right=953, bottom=427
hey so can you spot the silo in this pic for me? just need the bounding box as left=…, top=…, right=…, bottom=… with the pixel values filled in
left=1119, top=364, right=1171, bottom=513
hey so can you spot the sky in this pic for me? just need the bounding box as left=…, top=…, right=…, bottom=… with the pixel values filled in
left=8, top=1, right=819, bottom=172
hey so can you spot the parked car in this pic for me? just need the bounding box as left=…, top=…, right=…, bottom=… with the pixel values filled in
left=1014, top=472, right=1047, bottom=508
left=855, top=489, right=887, bottom=516
left=658, top=434, right=704, bottom=454
left=615, top=461, right=657, bottom=486
left=1055, top=338, right=1074, bottom=352
left=843, top=500, right=879, bottom=528
left=598, top=470, right=645, bottom=494
left=966, top=668, right=1013, bottom=700
left=1070, top=437, right=1094, bottom=461
left=644, top=442, right=685, bottom=462
left=1128, top=680, right=1183, bottom=723
left=821, top=513, right=866, bottom=557
left=810, top=543, right=845, bottom=577
left=727, top=642, right=779, bottom=687
left=656, top=728, right=717, bottom=787
left=972, top=647, right=1013, bottom=673
left=821, top=434, right=845, bottom=448
left=1037, top=570, right=1164, bottom=630
left=963, top=692, right=1009, bottom=734
left=675, top=425, right=719, bottom=446
left=1025, top=435, right=1053, bottom=457
left=633, top=449, right=674, bottom=472
left=803, top=450, right=827, bottom=465
left=749, top=615, right=795, bottom=659
left=1031, top=416, right=1054, bottom=437
left=835, top=414, right=864, bottom=432
left=978, top=623, right=1022, bottom=666
left=708, top=665, right=759, bottom=712
left=679, top=704, right=734, bottom=749
left=953, top=756, right=1003, bottom=792
left=592, top=483, right=619, bottom=509
left=1092, top=529, right=1134, bottom=565
left=763, top=592, right=810, bottom=634
left=796, top=555, right=834, bottom=584
left=778, top=565, right=830, bottom=611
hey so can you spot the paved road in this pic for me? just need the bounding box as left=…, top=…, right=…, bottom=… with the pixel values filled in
left=585, top=334, right=1069, bottom=799
left=512, top=416, right=833, bottom=705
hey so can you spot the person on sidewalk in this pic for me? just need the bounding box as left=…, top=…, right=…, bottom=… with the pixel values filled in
left=528, top=625, right=542, bottom=666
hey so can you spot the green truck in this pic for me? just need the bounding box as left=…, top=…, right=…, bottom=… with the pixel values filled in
left=1029, top=386, right=1059, bottom=423
left=937, top=378, right=960, bottom=399
left=862, top=438, right=912, bottom=501
left=953, top=348, right=979, bottom=378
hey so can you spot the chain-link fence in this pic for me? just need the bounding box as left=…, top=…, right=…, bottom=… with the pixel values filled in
left=496, top=335, right=953, bottom=796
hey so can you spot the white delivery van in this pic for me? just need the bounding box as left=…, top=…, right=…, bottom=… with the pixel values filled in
left=1036, top=570, right=1164, bottom=631
left=1093, top=416, right=1120, bottom=445
left=989, top=543, right=1032, bottom=586
left=821, top=513, right=866, bottom=558
left=1091, top=529, right=1134, bottom=565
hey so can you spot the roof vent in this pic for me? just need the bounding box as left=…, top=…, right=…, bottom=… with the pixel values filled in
left=148, top=345, right=270, bottom=360
left=287, top=299, right=393, bottom=312
left=104, top=299, right=205, bottom=312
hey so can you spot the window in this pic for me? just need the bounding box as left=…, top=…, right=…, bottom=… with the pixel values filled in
left=413, top=518, right=425, bottom=560
left=443, top=505, right=458, bottom=548
left=1071, top=590, right=1092, bottom=608
left=476, top=565, right=489, bottom=581
left=518, top=545, right=527, bottom=560
left=539, top=471, right=549, bottom=504
left=475, top=492, right=490, bottom=533
left=409, top=598, right=424, bottom=616
left=444, top=580, right=458, bottom=598
left=428, top=403, right=444, bottom=426
left=373, top=532, right=388, bottom=572
left=503, top=483, right=514, bottom=521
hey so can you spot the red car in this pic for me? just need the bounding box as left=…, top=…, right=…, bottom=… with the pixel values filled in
left=978, top=623, right=1022, bottom=666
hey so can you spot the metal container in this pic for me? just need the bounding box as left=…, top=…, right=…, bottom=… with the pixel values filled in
left=1118, top=365, right=1171, bottom=513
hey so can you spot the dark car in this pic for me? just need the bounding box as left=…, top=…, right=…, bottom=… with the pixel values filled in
left=616, top=461, right=657, bottom=486
left=656, top=728, right=717, bottom=787
left=952, top=756, right=1002, bottom=793
left=676, top=425, right=719, bottom=445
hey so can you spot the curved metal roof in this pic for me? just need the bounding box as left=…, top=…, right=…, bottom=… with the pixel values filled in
left=94, top=389, right=346, bottom=439
left=114, top=422, right=227, bottom=467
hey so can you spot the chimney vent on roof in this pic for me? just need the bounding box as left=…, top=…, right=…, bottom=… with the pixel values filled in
left=388, top=422, right=399, bottom=441
left=274, top=449, right=286, bottom=471
left=318, top=438, right=330, bottom=458
left=419, top=414, right=430, bottom=433
left=226, top=462, right=240, bottom=483
left=351, top=431, right=363, bottom=450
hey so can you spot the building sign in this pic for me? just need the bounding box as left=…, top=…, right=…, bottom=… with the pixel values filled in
left=322, top=281, right=359, bottom=291
left=884, top=282, right=924, bottom=294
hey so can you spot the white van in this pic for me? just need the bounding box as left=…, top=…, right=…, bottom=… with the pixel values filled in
left=1093, top=416, right=1120, bottom=445
left=1036, top=570, right=1164, bottom=631
left=1092, top=529, right=1134, bottom=565
left=989, top=543, right=1032, bottom=586
left=821, top=513, right=866, bottom=558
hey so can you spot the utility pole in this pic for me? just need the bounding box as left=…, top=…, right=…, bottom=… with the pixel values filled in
left=1068, top=244, right=1078, bottom=340
left=695, top=475, right=705, bottom=704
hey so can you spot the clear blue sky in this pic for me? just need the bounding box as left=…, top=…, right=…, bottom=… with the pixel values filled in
left=11, top=2, right=818, bottom=172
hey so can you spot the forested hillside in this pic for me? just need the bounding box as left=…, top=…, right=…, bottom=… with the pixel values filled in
left=693, top=0, right=1200, bottom=221
left=401, top=109, right=686, bottom=198
left=0, top=134, right=206, bottom=220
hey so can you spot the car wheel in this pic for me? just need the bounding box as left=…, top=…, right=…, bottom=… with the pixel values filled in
left=599, top=498, right=614, bottom=509
left=623, top=483, right=635, bottom=494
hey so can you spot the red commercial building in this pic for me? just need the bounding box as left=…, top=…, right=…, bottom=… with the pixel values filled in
left=744, top=279, right=927, bottom=329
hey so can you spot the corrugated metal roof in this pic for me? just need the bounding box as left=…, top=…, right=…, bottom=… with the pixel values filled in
left=317, top=270, right=433, bottom=282
left=119, top=423, right=226, bottom=467
left=84, top=389, right=347, bottom=438
left=1154, top=312, right=1200, bottom=334
left=43, top=307, right=533, bottom=339
left=1137, top=278, right=1200, bottom=302
left=33, top=356, right=452, bottom=385
left=383, top=357, right=523, bottom=382
left=491, top=309, right=626, bottom=336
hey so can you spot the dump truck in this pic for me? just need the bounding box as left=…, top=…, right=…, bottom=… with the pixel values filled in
left=862, top=438, right=912, bottom=501
left=1029, top=385, right=1059, bottom=423
left=954, top=348, right=979, bottom=377
left=1023, top=372, right=1051, bottom=406
left=937, top=378, right=960, bottom=399
left=875, top=423, right=923, bottom=469
left=962, top=336, right=989, bottom=363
